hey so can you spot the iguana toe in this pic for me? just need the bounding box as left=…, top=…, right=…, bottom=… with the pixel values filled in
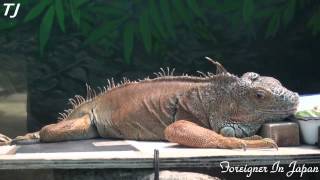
left=262, top=138, right=278, bottom=150
left=0, top=133, right=12, bottom=146
left=240, top=141, right=247, bottom=151
left=11, top=132, right=40, bottom=145
left=242, top=135, right=263, bottom=140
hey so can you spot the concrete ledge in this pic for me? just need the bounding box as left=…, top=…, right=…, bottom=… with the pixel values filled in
left=0, top=139, right=320, bottom=169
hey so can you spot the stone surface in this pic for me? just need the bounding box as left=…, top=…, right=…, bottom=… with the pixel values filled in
left=260, top=122, right=300, bottom=146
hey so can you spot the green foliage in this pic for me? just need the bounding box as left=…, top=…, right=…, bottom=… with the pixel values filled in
left=282, top=0, right=296, bottom=26
left=39, top=5, right=55, bottom=54
left=123, top=21, right=135, bottom=64
left=3, top=0, right=320, bottom=62
left=24, top=0, right=52, bottom=22
left=265, top=13, right=281, bottom=38
left=55, top=0, right=65, bottom=32
left=243, top=0, right=254, bottom=24
left=139, top=9, right=152, bottom=53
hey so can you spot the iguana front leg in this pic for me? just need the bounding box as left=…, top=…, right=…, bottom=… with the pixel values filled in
left=164, top=120, right=277, bottom=150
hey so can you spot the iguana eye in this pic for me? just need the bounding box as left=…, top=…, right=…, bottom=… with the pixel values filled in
left=255, top=91, right=265, bottom=99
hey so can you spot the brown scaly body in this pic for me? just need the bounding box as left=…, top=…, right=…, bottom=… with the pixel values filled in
left=0, top=58, right=299, bottom=149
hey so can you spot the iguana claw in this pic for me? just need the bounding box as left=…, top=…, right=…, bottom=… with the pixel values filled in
left=10, top=132, right=40, bottom=145
left=0, top=133, right=12, bottom=146
left=240, top=141, right=247, bottom=151
left=262, top=138, right=278, bottom=150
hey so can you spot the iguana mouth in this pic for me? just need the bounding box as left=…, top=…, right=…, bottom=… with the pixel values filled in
left=256, top=107, right=297, bottom=115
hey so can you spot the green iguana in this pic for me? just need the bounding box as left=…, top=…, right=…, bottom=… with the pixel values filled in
left=0, top=58, right=299, bottom=149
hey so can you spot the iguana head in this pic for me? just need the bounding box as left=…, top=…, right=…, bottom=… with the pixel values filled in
left=205, top=57, right=299, bottom=137
left=240, top=72, right=299, bottom=121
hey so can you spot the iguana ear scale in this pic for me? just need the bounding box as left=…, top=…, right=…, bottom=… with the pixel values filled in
left=241, top=72, right=260, bottom=82
left=205, top=57, right=229, bottom=75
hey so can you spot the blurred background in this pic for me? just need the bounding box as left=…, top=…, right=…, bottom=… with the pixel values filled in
left=0, top=0, right=319, bottom=137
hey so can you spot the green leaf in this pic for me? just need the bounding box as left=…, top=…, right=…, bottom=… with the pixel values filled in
left=186, top=0, right=204, bottom=19
left=307, top=10, right=320, bottom=35
left=282, top=0, right=296, bottom=26
left=172, top=0, right=191, bottom=25
left=160, top=0, right=176, bottom=38
left=295, top=108, right=320, bottom=118
left=0, top=20, right=17, bottom=30
left=70, top=0, right=81, bottom=26
left=123, top=22, right=134, bottom=64
left=255, top=8, right=277, bottom=19
left=24, top=0, right=52, bottom=22
left=149, top=0, right=167, bottom=38
left=85, top=17, right=126, bottom=43
left=265, top=13, right=280, bottom=38
left=74, top=0, right=89, bottom=8
left=213, top=0, right=242, bottom=13
left=243, top=0, right=254, bottom=24
left=90, top=5, right=124, bottom=16
left=39, top=5, right=55, bottom=54
left=139, top=10, right=152, bottom=53
left=55, top=0, right=65, bottom=32
left=79, top=20, right=92, bottom=35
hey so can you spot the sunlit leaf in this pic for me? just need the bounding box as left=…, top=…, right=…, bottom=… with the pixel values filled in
left=24, top=0, right=52, bottom=22
left=160, top=0, right=176, bottom=38
left=282, top=0, right=296, bottom=26
left=39, top=5, right=55, bottom=54
left=123, top=21, right=134, bottom=64
left=265, top=13, right=280, bottom=38
left=243, top=0, right=254, bottom=24
left=139, top=10, right=152, bottom=53
left=55, top=0, right=65, bottom=32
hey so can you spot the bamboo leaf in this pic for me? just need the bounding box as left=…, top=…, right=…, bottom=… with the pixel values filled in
left=0, top=20, right=17, bottom=30
left=186, top=0, right=204, bottom=19
left=24, top=0, right=52, bottom=22
left=85, top=17, right=126, bottom=43
left=90, top=5, right=124, bottom=16
left=139, top=10, right=152, bottom=53
left=74, top=0, right=89, bottom=8
left=307, top=9, right=320, bottom=35
left=39, top=5, right=55, bottom=54
left=55, top=0, right=65, bottom=32
left=70, top=0, right=81, bottom=26
left=160, top=0, right=176, bottom=38
left=149, top=0, right=166, bottom=38
left=123, top=21, right=134, bottom=64
left=282, top=0, right=296, bottom=26
left=243, top=0, right=254, bottom=24
left=265, top=13, right=280, bottom=38
left=213, top=0, right=242, bottom=13
left=172, top=0, right=191, bottom=25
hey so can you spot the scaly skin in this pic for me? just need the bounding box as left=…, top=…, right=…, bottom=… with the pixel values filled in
left=0, top=58, right=299, bottom=149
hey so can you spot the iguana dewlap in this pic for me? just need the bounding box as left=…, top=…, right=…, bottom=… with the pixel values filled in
left=0, top=58, right=299, bottom=149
